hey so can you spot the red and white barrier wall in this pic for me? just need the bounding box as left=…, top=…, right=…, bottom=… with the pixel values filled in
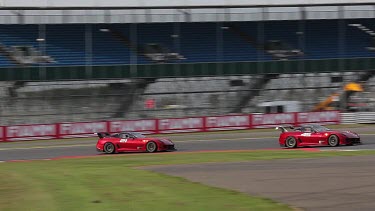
left=0, top=111, right=340, bottom=142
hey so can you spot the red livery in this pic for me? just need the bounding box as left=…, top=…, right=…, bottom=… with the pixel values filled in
left=276, top=124, right=361, bottom=148
left=96, top=132, right=176, bottom=154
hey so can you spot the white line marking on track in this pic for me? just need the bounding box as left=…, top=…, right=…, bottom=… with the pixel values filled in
left=320, top=149, right=368, bottom=152
left=340, top=150, right=361, bottom=151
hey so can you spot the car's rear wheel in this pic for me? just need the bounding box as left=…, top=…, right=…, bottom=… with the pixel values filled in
left=328, top=135, right=339, bottom=147
left=285, top=137, right=297, bottom=148
left=104, top=142, right=116, bottom=154
left=146, top=141, right=157, bottom=153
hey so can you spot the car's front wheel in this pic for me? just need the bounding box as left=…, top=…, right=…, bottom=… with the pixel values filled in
left=285, top=137, right=297, bottom=148
left=104, top=142, right=116, bottom=154
left=328, top=135, right=339, bottom=147
left=146, top=141, right=158, bottom=153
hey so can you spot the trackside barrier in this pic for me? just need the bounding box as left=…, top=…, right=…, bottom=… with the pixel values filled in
left=0, top=126, right=3, bottom=142
left=109, top=119, right=157, bottom=134
left=252, top=113, right=296, bottom=128
left=296, top=111, right=341, bottom=125
left=58, top=121, right=108, bottom=138
left=158, top=117, right=204, bottom=133
left=357, top=112, right=375, bottom=124
left=205, top=114, right=250, bottom=131
left=4, top=124, right=57, bottom=141
left=0, top=111, right=341, bottom=141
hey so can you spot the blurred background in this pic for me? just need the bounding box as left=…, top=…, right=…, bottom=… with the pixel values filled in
left=0, top=0, right=374, bottom=125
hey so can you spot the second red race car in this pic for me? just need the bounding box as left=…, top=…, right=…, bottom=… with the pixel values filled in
left=276, top=124, right=361, bottom=148
left=96, top=131, right=176, bottom=154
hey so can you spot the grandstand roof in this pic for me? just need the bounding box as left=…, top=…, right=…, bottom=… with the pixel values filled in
left=0, top=0, right=374, bottom=10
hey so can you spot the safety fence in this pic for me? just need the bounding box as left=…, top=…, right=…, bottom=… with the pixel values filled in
left=341, top=112, right=375, bottom=124
left=0, top=111, right=341, bottom=141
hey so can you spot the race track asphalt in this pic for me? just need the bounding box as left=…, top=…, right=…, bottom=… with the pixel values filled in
left=144, top=155, right=375, bottom=211
left=0, top=127, right=375, bottom=161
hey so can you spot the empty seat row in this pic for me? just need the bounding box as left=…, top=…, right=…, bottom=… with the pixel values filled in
left=0, top=19, right=374, bottom=66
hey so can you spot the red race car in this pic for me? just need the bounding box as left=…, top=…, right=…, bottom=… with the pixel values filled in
left=96, top=132, right=176, bottom=154
left=276, top=124, right=361, bottom=148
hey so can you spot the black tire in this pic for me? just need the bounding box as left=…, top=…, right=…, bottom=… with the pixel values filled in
left=328, top=135, right=339, bottom=147
left=285, top=137, right=297, bottom=148
left=104, top=142, right=116, bottom=154
left=146, top=141, right=158, bottom=153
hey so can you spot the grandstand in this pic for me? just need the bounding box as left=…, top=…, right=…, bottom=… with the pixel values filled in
left=0, top=19, right=375, bottom=66
left=1, top=71, right=373, bottom=125
left=0, top=1, right=374, bottom=125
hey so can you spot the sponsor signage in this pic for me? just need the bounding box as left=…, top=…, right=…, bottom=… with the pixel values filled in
left=110, top=119, right=157, bottom=134
left=5, top=124, right=56, bottom=141
left=0, top=112, right=342, bottom=141
left=205, top=115, right=250, bottom=131
left=59, top=121, right=108, bottom=138
left=252, top=113, right=295, bottom=128
left=297, top=111, right=340, bottom=125
left=158, top=117, right=204, bottom=133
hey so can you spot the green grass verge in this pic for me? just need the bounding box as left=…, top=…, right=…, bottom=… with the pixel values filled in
left=1, top=150, right=375, bottom=211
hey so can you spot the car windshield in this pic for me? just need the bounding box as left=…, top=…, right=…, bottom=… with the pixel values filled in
left=132, top=132, right=146, bottom=138
left=311, top=125, right=330, bottom=132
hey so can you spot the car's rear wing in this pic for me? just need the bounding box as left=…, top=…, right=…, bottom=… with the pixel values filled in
left=275, top=125, right=294, bottom=133
left=94, top=132, right=110, bottom=139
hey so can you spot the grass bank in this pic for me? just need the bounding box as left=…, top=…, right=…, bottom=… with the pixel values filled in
left=1, top=150, right=375, bottom=211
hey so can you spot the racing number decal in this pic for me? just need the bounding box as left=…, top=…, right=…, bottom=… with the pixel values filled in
left=120, top=139, right=128, bottom=143
left=301, top=133, right=311, bottom=137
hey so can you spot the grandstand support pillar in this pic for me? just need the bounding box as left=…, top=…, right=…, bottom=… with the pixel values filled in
left=173, top=14, right=181, bottom=77
left=38, top=24, right=46, bottom=80
left=85, top=24, right=93, bottom=78
left=298, top=7, right=306, bottom=73
left=216, top=21, right=224, bottom=75
left=129, top=16, right=138, bottom=77
left=338, top=6, right=346, bottom=74
left=257, top=7, right=267, bottom=74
